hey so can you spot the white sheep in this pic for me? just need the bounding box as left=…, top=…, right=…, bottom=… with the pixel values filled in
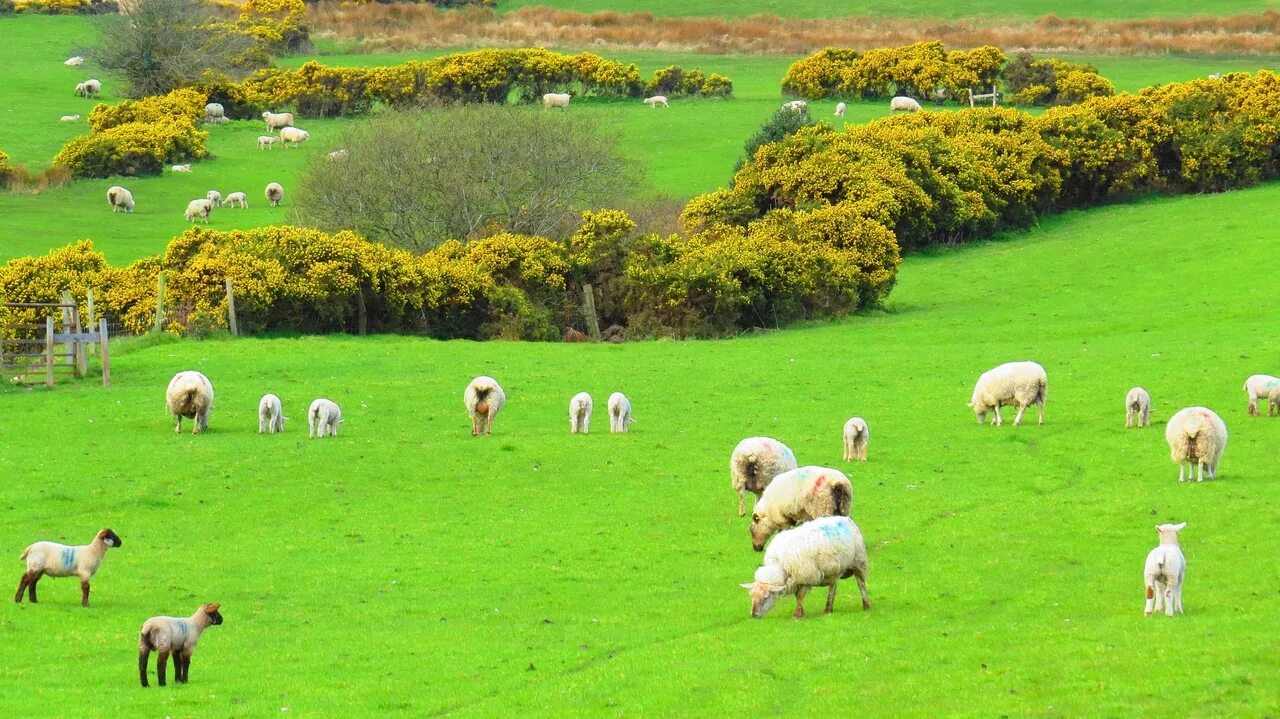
left=15, top=528, right=121, bottom=607
left=1125, top=387, right=1151, bottom=428
left=222, top=191, right=248, bottom=209
left=106, top=185, right=135, bottom=213
left=258, top=393, right=284, bottom=434
left=74, top=79, right=101, bottom=97
left=643, top=95, right=669, bottom=109
left=543, top=93, right=571, bottom=110
left=265, top=182, right=284, bottom=207
left=279, top=127, right=310, bottom=148
left=782, top=99, right=807, bottom=112
left=1165, top=407, right=1227, bottom=482
left=166, top=370, right=214, bottom=434
left=205, top=189, right=222, bottom=206
left=59, top=114, right=81, bottom=122
left=968, top=361, right=1047, bottom=426
left=64, top=56, right=84, bottom=67
left=607, top=392, right=635, bottom=433
left=327, top=149, right=349, bottom=161
left=184, top=198, right=213, bottom=224
left=171, top=163, right=192, bottom=173
left=1269, top=385, right=1280, bottom=418
left=730, top=437, right=799, bottom=517
left=204, top=103, right=225, bottom=121
left=1143, top=522, right=1186, bottom=617
left=842, top=417, right=869, bottom=461
left=740, top=516, right=870, bottom=619
left=257, top=135, right=278, bottom=151
left=890, top=96, right=922, bottom=112
left=834, top=101, right=846, bottom=118
left=138, top=603, right=223, bottom=687
left=262, top=111, right=294, bottom=131
left=1242, top=374, right=1279, bottom=416
left=308, top=398, right=342, bottom=438
left=749, top=466, right=853, bottom=551
left=464, top=376, right=506, bottom=436
left=569, top=392, right=593, bottom=434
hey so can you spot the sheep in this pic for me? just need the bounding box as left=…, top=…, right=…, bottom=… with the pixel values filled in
left=543, top=92, right=571, bottom=110
left=184, top=198, right=213, bottom=224
left=1208, top=73, right=1222, bottom=80
left=262, top=111, right=294, bottom=131
left=1125, top=387, right=1152, bottom=428
left=569, top=392, right=593, bottom=434
left=782, top=99, right=807, bottom=112
left=265, top=182, right=284, bottom=207
left=138, top=603, right=223, bottom=687
left=14, top=529, right=121, bottom=607
left=166, top=370, right=214, bottom=434
left=204, top=103, right=224, bottom=121
left=222, top=191, right=248, bottom=209
left=968, top=361, right=1048, bottom=426
left=106, top=185, right=135, bottom=213
left=308, top=398, right=342, bottom=438
left=258, top=393, right=284, bottom=434
left=74, top=79, right=101, bottom=98
left=257, top=135, right=278, bottom=151
left=1269, top=385, right=1280, bottom=418
left=749, top=466, right=852, bottom=551
left=59, top=114, right=81, bottom=122
left=842, top=417, right=869, bottom=461
left=171, top=163, right=192, bottom=173
left=1242, top=374, right=1280, bottom=416
left=890, top=96, right=922, bottom=112
left=64, top=56, right=84, bottom=67
left=834, top=101, right=846, bottom=118
left=279, top=127, right=310, bottom=148
left=74, top=82, right=87, bottom=96
left=643, top=95, right=669, bottom=109
left=730, top=437, right=799, bottom=517
left=1143, top=522, right=1187, bottom=617
left=1165, top=407, right=1227, bottom=482
left=206, top=189, right=222, bottom=206
left=327, top=149, right=349, bottom=161
left=607, top=392, right=635, bottom=433
left=464, top=376, right=506, bottom=436
left=739, top=516, right=869, bottom=619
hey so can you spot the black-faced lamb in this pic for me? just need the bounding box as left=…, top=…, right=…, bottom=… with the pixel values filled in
left=842, top=417, right=869, bottom=461
left=15, top=528, right=121, bottom=607
left=1143, top=522, right=1186, bottom=617
left=749, top=466, right=852, bottom=551
left=607, top=392, right=634, bottom=433
left=166, top=370, right=214, bottom=434
left=730, top=437, right=799, bottom=517
left=569, top=392, right=592, bottom=434
left=1243, top=374, right=1279, bottom=416
left=1165, top=407, right=1227, bottom=482
left=308, top=398, right=342, bottom=438
left=968, top=361, right=1047, bottom=426
left=138, top=603, right=223, bottom=687
left=1125, top=387, right=1151, bottom=428
left=740, top=515, right=869, bottom=619
left=464, top=376, right=505, bottom=436
left=259, top=393, right=284, bottom=434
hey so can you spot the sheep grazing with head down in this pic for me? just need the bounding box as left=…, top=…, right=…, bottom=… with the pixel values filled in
left=1143, top=522, right=1186, bottom=617
left=204, top=103, right=224, bottom=122
left=730, top=437, right=799, bottom=517
left=890, top=96, right=921, bottom=112
left=643, top=95, right=669, bottom=109
left=279, top=127, right=310, bottom=148
left=543, top=92, right=571, bottom=110
left=834, top=101, right=846, bottom=117
left=206, top=190, right=222, bottom=206
left=257, top=135, right=277, bottom=151
left=465, top=376, right=506, bottom=436
left=265, top=182, right=284, bottom=207
left=184, top=198, right=212, bottom=224
left=1242, top=374, right=1279, bottom=416
left=15, top=528, right=121, bottom=607
left=842, top=417, right=869, bottom=461
left=1165, top=407, right=1227, bottom=482
left=607, top=392, right=634, bottom=433
left=308, top=398, right=343, bottom=438
left=969, top=361, right=1047, bottom=426
left=1125, top=387, right=1151, bottom=428
left=222, top=191, right=248, bottom=209
left=107, top=185, right=134, bottom=213
left=740, top=516, right=870, bottom=619
left=166, top=370, right=214, bottom=434
left=749, top=466, right=852, bottom=551
left=138, top=603, right=223, bottom=687
left=258, top=393, right=284, bottom=434
left=569, top=392, right=593, bottom=434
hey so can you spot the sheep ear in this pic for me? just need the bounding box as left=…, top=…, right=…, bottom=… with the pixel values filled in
left=739, top=582, right=756, bottom=590
left=1172, top=522, right=1186, bottom=531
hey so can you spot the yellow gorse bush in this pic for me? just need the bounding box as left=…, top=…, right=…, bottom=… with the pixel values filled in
left=54, top=89, right=210, bottom=178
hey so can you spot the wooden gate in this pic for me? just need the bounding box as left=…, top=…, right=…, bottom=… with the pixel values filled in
left=1, top=292, right=111, bottom=388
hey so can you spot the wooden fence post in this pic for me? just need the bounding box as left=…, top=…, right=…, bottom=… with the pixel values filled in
left=85, top=290, right=96, bottom=357
left=225, top=278, right=238, bottom=337
left=45, top=316, right=54, bottom=388
left=61, top=290, right=86, bottom=378
left=356, top=287, right=368, bottom=336
left=581, top=283, right=601, bottom=341
left=99, top=318, right=110, bottom=388
left=153, top=271, right=166, bottom=334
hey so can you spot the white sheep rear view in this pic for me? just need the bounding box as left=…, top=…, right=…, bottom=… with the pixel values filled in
left=968, top=361, right=1047, bottom=426
left=842, top=417, right=869, bottom=461
left=569, top=392, right=593, bottom=434
left=749, top=466, right=853, bottom=551
left=1125, top=387, right=1151, bottom=428
left=607, top=392, right=634, bottom=433
left=730, top=437, right=799, bottom=517
left=1143, top=522, right=1187, bottom=617
left=166, top=371, right=214, bottom=434
left=1165, top=407, right=1227, bottom=481
left=464, top=376, right=506, bottom=436
left=739, top=516, right=870, bottom=619
left=308, top=399, right=342, bottom=438
left=1243, top=374, right=1279, bottom=416
left=265, top=182, right=284, bottom=207
left=258, top=393, right=284, bottom=434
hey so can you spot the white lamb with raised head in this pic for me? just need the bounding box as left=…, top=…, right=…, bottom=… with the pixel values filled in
left=464, top=376, right=506, bottom=436
left=258, top=393, right=284, bottom=434
left=842, top=417, right=869, bottom=461
left=1143, top=522, right=1186, bottom=617
left=890, top=96, right=921, bottom=112
left=138, top=603, right=223, bottom=687
left=1243, top=374, right=1280, bottom=416
left=569, top=392, right=593, bottom=434
left=222, top=191, right=248, bottom=209
left=543, top=93, right=571, bottom=110
left=607, top=392, right=634, bottom=433
left=1125, top=387, right=1151, bottom=428
left=262, top=111, right=294, bottom=131
left=15, top=528, right=122, bottom=607
left=643, top=95, right=669, bottom=108
left=107, top=185, right=134, bottom=213
left=730, top=437, right=799, bottom=517
left=279, top=127, right=310, bottom=148
left=740, top=515, right=870, bottom=619
left=749, top=466, right=852, bottom=551
left=834, top=101, right=846, bottom=117
left=184, top=198, right=212, bottom=224
left=1165, top=407, right=1227, bottom=482
left=968, top=361, right=1047, bottom=426
left=265, top=182, right=284, bottom=207
left=308, top=398, right=342, bottom=438
left=166, top=370, right=214, bottom=434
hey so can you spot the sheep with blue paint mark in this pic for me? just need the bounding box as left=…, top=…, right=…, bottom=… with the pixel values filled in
left=740, top=515, right=870, bottom=618
left=730, top=437, right=799, bottom=517
left=139, top=603, right=224, bottom=687
left=15, top=528, right=122, bottom=607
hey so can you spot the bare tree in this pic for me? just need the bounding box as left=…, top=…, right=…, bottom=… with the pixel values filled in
left=295, top=105, right=641, bottom=251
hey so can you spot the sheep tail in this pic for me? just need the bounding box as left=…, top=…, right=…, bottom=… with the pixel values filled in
left=831, top=482, right=852, bottom=517
left=1035, top=376, right=1048, bottom=404
left=18, top=547, right=29, bottom=561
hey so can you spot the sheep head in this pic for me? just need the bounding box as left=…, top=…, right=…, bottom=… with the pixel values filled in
left=202, top=604, right=224, bottom=625
left=1156, top=522, right=1186, bottom=544
left=749, top=512, right=773, bottom=552
left=98, top=529, right=122, bottom=548
left=740, top=566, right=787, bottom=618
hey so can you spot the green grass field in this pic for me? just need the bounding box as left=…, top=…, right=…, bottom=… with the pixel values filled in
left=2, top=181, right=1278, bottom=716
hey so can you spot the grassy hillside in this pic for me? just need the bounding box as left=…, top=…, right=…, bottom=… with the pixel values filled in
left=1, top=182, right=1278, bottom=716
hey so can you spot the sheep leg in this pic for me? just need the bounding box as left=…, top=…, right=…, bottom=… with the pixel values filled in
left=139, top=649, right=151, bottom=687
left=1038, top=400, right=1044, bottom=425
left=1197, top=461, right=1204, bottom=483
left=1164, top=587, right=1175, bottom=617
left=14, top=571, right=36, bottom=603
left=176, top=652, right=189, bottom=683
left=1178, top=462, right=1185, bottom=482
left=1013, top=403, right=1026, bottom=426
left=738, top=490, right=746, bottom=517
left=156, top=650, right=169, bottom=686
left=79, top=580, right=90, bottom=607
left=1125, top=408, right=1133, bottom=428
left=792, top=587, right=809, bottom=619
left=991, top=407, right=1002, bottom=426
left=824, top=583, right=837, bottom=614
left=853, top=567, right=871, bottom=610
left=1144, top=584, right=1155, bottom=615
left=175, top=416, right=183, bottom=433
left=26, top=572, right=41, bottom=603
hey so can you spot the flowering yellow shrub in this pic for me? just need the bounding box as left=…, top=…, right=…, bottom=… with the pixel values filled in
left=13, top=0, right=96, bottom=13
left=88, top=88, right=208, bottom=132
left=53, top=119, right=209, bottom=178
left=236, top=0, right=308, bottom=52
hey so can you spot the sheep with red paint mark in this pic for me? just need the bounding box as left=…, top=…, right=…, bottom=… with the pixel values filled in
left=139, top=603, right=224, bottom=687
left=465, top=376, right=505, bottom=436
left=740, top=515, right=870, bottom=619
left=749, top=466, right=853, bottom=551
left=730, top=437, right=798, bottom=517
left=15, top=528, right=122, bottom=607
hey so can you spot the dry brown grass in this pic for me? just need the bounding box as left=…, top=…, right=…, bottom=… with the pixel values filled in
left=4, top=165, right=73, bottom=195
left=309, top=4, right=1280, bottom=56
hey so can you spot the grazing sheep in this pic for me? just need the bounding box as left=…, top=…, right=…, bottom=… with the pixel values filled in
left=1125, top=387, right=1152, bottom=428
left=14, top=529, right=121, bottom=607
left=643, top=95, right=669, bottom=109
left=166, top=370, right=214, bottom=434
left=1165, top=407, right=1227, bottom=482
left=279, top=127, right=310, bottom=148
left=1143, top=522, right=1187, bottom=617
left=782, top=99, right=807, bottom=112
left=59, top=114, right=81, bottom=122
left=968, top=361, right=1048, bottom=426
left=265, top=182, right=284, bottom=207
left=106, top=185, right=135, bottom=213
left=221, top=191, right=248, bottom=209
left=258, top=393, right=284, bottom=434
left=740, top=516, right=870, bottom=619
left=74, top=79, right=101, bottom=97
left=464, top=376, right=506, bottom=436
left=890, top=96, right=922, bottom=112
left=257, top=135, right=278, bottom=150
left=171, top=164, right=192, bottom=173
left=308, top=398, right=342, bottom=438
left=205, top=189, right=222, bottom=206
left=327, top=149, right=349, bottom=161
left=64, top=56, right=84, bottom=67
left=1269, top=385, right=1280, bottom=417
left=184, top=198, right=213, bottom=224
left=262, top=111, right=294, bottom=131
left=1242, top=374, right=1280, bottom=416
left=569, top=392, right=593, bottom=434
left=749, top=466, right=853, bottom=551
left=834, top=101, right=846, bottom=117
left=730, top=437, right=799, bottom=517
left=842, top=417, right=869, bottom=461
left=607, top=392, right=635, bottom=433
left=204, top=103, right=224, bottom=121
left=543, top=92, right=571, bottom=110
left=138, top=603, right=223, bottom=687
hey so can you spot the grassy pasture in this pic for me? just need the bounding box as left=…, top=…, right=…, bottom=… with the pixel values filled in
left=1, top=182, right=1278, bottom=716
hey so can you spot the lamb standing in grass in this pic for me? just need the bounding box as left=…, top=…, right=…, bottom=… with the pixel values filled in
left=464, top=376, right=505, bottom=436
left=265, top=182, right=284, bottom=207
left=184, top=198, right=212, bottom=224
left=890, top=96, right=921, bottom=112
left=206, top=190, right=222, bottom=206
left=257, top=135, right=277, bottom=150
left=15, top=529, right=121, bottom=607
left=138, top=603, right=223, bottom=687
left=842, top=417, right=869, bottom=461
left=730, top=437, right=799, bottom=517
left=834, top=101, right=846, bottom=117
left=968, top=361, right=1047, bottom=426
left=166, top=370, right=214, bottom=434
left=258, top=393, right=284, bottom=434
left=740, top=515, right=870, bottom=619
left=749, top=466, right=853, bottom=551
left=607, top=392, right=634, bottom=433
left=1269, top=385, right=1280, bottom=417
left=1143, top=522, right=1186, bottom=617
left=543, top=93, right=571, bottom=110
left=1165, top=407, right=1227, bottom=482
left=308, top=398, right=342, bottom=438
left=222, top=191, right=248, bottom=209
left=569, top=392, right=593, bottom=434
left=1125, top=387, right=1151, bottom=428
left=1243, top=374, right=1280, bottom=416
left=643, top=95, right=669, bottom=108
left=107, top=186, right=134, bottom=213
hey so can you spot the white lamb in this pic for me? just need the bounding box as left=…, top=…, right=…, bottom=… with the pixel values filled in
left=569, top=392, right=593, bottom=434
left=171, top=164, right=192, bottom=173
left=1242, top=374, right=1279, bottom=416
left=64, top=56, right=84, bottom=67
left=1143, top=522, right=1187, bottom=617
left=206, top=189, right=222, bottom=206
left=1165, top=407, right=1227, bottom=482
left=749, top=466, right=852, bottom=551
left=740, top=515, right=870, bottom=619
left=257, top=135, right=278, bottom=150
left=60, top=114, right=81, bottom=122
left=166, top=370, right=214, bottom=434
left=279, top=127, right=310, bottom=148
left=968, top=361, right=1047, bottom=426
left=782, top=99, right=807, bottom=112
left=890, top=96, right=922, bottom=112
left=543, top=93, right=571, bottom=110
left=184, top=198, right=213, bottom=224
left=643, top=95, right=669, bottom=109
left=258, top=393, right=284, bottom=434
left=464, top=376, right=506, bottom=436
left=607, top=392, right=635, bottom=433
left=262, top=111, right=294, bottom=131
left=308, top=398, right=342, bottom=438
left=834, top=101, right=846, bottom=118
left=222, top=191, right=248, bottom=209
left=730, top=437, right=799, bottom=517
left=842, top=417, right=869, bottom=461
left=106, top=185, right=134, bottom=213
left=265, top=182, right=284, bottom=207
left=15, top=528, right=122, bottom=607
left=1125, top=387, right=1151, bottom=428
